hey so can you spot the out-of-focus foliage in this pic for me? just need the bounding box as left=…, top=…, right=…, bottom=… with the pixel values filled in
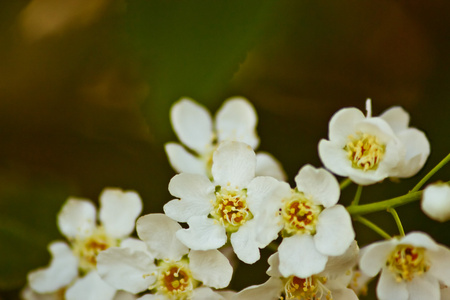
left=0, top=177, right=72, bottom=290
left=0, top=1, right=449, bottom=299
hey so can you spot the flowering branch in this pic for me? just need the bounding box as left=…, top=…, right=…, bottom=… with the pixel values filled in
left=346, top=190, right=422, bottom=216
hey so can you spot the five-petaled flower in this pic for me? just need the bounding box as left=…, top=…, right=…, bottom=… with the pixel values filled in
left=165, top=97, right=286, bottom=181
left=319, top=100, right=406, bottom=185
left=254, top=164, right=355, bottom=278
left=234, top=241, right=360, bottom=300
left=97, top=214, right=233, bottom=300
left=359, top=232, right=450, bottom=300
left=26, top=188, right=142, bottom=300
left=164, top=140, right=287, bottom=264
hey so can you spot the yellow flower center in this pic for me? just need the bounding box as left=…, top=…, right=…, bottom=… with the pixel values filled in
left=151, top=260, right=197, bottom=300
left=280, top=190, right=322, bottom=237
left=387, top=245, right=429, bottom=282
left=71, top=226, right=118, bottom=273
left=282, top=276, right=331, bottom=300
left=210, top=185, right=253, bottom=233
left=344, top=132, right=385, bottom=171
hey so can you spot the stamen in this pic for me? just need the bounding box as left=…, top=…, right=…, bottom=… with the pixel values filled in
left=386, top=245, right=429, bottom=282
left=152, top=260, right=197, bottom=299
left=282, top=276, right=331, bottom=300
left=210, top=186, right=253, bottom=233
left=344, top=131, right=385, bottom=171
left=280, top=190, right=322, bottom=237
left=71, top=226, right=118, bottom=273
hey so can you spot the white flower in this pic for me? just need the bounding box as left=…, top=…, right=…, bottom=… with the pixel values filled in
left=234, top=241, right=360, bottom=300
left=318, top=99, right=405, bottom=185
left=255, top=164, right=355, bottom=278
left=359, top=231, right=450, bottom=300
left=421, top=182, right=450, bottom=222
left=164, top=141, right=287, bottom=264
left=348, top=245, right=372, bottom=296
left=21, top=286, right=136, bottom=300
left=165, top=97, right=286, bottom=181
left=97, top=214, right=233, bottom=300
left=379, top=106, right=430, bottom=178
left=27, top=188, right=142, bottom=300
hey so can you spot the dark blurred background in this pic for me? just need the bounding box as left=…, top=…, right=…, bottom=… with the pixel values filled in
left=0, top=1, right=449, bottom=299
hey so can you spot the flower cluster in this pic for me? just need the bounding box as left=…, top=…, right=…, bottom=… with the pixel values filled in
left=24, top=188, right=142, bottom=300
left=24, top=97, right=450, bottom=300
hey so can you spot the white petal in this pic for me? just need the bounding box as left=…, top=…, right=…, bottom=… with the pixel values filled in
left=235, top=277, right=283, bottom=300
left=323, top=240, right=359, bottom=278
left=246, top=176, right=289, bottom=214
left=441, top=285, right=450, bottom=299
left=164, top=143, right=207, bottom=176
left=164, top=198, right=212, bottom=224
left=278, top=235, right=328, bottom=278
left=359, top=240, right=395, bottom=277
left=28, top=241, right=78, bottom=293
left=137, top=295, right=164, bottom=300
left=136, top=214, right=188, bottom=261
left=245, top=176, right=288, bottom=247
left=379, top=106, right=410, bottom=134
left=421, top=183, right=450, bottom=223
left=377, top=269, right=408, bottom=300
left=211, top=141, right=256, bottom=187
left=428, top=245, right=450, bottom=286
left=216, top=290, right=236, bottom=300
left=170, top=98, right=213, bottom=154
left=99, top=188, right=142, bottom=239
left=166, top=173, right=214, bottom=222
left=57, top=198, right=96, bottom=239
left=65, top=271, right=116, bottom=300
left=230, top=221, right=261, bottom=264
left=330, top=288, right=359, bottom=300
left=176, top=215, right=227, bottom=250
left=215, top=97, right=259, bottom=149
left=189, top=249, right=233, bottom=288
left=120, top=237, right=149, bottom=253
left=391, top=128, right=430, bottom=178
left=294, top=165, right=340, bottom=207
left=192, top=287, right=224, bottom=300
left=314, top=205, right=355, bottom=256
left=96, top=247, right=156, bottom=294
left=318, top=139, right=353, bottom=178
left=407, top=275, right=440, bottom=300
left=113, top=291, right=137, bottom=300
left=21, top=286, right=63, bottom=300
left=266, top=253, right=282, bottom=277
left=400, top=231, right=439, bottom=251
left=255, top=152, right=286, bottom=181
left=328, top=107, right=366, bottom=145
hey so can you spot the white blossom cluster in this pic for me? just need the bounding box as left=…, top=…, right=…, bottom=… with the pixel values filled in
left=24, top=97, right=450, bottom=300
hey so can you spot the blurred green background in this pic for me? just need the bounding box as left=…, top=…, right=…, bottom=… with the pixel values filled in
left=0, top=1, right=449, bottom=299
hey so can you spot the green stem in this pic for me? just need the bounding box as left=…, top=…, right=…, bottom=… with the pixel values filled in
left=351, top=185, right=363, bottom=206
left=388, top=208, right=405, bottom=236
left=340, top=178, right=352, bottom=190
left=354, top=216, right=391, bottom=239
left=411, top=153, right=450, bottom=193
left=347, top=190, right=422, bottom=216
